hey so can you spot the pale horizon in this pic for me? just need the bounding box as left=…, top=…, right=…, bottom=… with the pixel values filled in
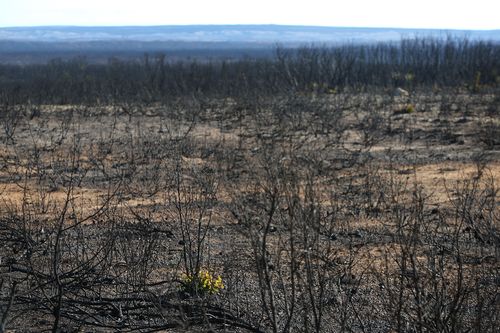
left=1, top=0, right=499, bottom=30
left=3, top=24, right=500, bottom=31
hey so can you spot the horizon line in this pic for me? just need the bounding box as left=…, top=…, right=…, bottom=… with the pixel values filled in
left=1, top=24, right=499, bottom=32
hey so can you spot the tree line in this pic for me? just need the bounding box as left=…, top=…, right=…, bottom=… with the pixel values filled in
left=1, top=36, right=499, bottom=105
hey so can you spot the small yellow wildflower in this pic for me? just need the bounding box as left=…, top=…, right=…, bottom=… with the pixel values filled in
left=182, top=269, right=224, bottom=295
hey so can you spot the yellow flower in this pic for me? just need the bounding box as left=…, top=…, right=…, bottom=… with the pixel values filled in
left=181, top=269, right=224, bottom=295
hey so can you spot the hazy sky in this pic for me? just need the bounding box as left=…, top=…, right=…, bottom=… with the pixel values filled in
left=0, top=0, right=499, bottom=29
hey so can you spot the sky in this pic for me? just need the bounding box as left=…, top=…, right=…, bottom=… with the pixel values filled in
left=0, top=0, right=499, bottom=30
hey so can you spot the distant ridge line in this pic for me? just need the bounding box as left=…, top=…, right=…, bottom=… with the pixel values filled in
left=1, top=25, right=499, bottom=44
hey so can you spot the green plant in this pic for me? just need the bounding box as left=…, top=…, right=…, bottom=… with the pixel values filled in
left=405, top=104, right=415, bottom=113
left=181, top=269, right=224, bottom=295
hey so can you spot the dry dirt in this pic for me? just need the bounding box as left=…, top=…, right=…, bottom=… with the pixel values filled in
left=0, top=91, right=498, bottom=332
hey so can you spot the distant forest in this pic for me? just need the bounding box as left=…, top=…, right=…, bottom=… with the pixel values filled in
left=1, top=37, right=499, bottom=105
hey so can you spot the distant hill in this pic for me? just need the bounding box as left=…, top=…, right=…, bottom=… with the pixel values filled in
left=1, top=25, right=499, bottom=64
left=1, top=25, right=500, bottom=43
